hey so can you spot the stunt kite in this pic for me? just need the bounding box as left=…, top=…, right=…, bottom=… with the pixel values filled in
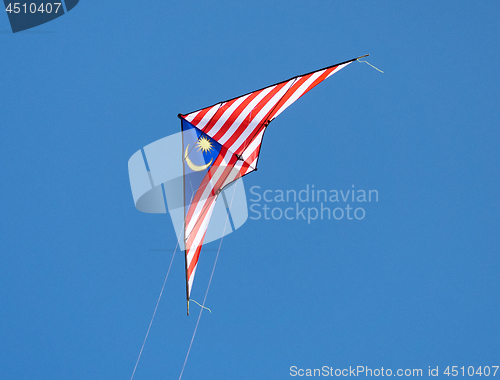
left=178, top=54, right=369, bottom=314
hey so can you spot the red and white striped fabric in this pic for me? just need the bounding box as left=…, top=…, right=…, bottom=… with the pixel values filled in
left=179, top=58, right=359, bottom=308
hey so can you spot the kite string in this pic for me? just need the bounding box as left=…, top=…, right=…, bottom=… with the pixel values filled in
left=357, top=58, right=384, bottom=73
left=178, top=180, right=239, bottom=380
left=130, top=241, right=179, bottom=380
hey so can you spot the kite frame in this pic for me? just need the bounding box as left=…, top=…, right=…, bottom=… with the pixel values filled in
left=178, top=54, right=369, bottom=314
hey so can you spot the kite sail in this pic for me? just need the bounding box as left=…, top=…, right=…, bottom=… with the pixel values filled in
left=179, top=54, right=368, bottom=315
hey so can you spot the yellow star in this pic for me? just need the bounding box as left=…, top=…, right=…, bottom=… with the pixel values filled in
left=196, top=136, right=214, bottom=154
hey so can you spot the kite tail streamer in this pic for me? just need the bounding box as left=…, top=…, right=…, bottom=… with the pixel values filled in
left=357, top=58, right=384, bottom=73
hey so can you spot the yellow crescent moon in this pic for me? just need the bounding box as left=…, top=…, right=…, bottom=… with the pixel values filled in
left=184, top=144, right=213, bottom=172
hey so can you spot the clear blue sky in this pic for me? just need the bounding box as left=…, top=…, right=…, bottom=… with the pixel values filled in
left=1, top=1, right=499, bottom=379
